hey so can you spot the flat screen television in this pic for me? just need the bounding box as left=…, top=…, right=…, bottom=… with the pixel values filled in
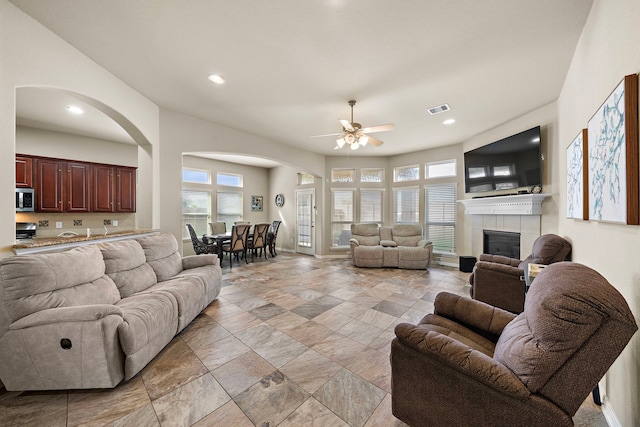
left=464, top=126, right=542, bottom=194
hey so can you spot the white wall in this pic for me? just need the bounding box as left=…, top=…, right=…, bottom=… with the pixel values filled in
left=557, top=0, right=640, bottom=424
left=0, top=0, right=159, bottom=257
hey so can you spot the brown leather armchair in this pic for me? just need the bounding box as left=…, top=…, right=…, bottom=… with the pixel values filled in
left=469, top=233, right=571, bottom=313
left=391, top=262, right=637, bottom=427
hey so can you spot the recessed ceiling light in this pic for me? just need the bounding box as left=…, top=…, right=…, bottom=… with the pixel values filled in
left=208, top=74, right=225, bottom=84
left=443, top=118, right=456, bottom=125
left=66, top=105, right=84, bottom=115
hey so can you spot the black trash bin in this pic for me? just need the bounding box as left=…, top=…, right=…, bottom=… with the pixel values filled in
left=459, top=256, right=476, bottom=273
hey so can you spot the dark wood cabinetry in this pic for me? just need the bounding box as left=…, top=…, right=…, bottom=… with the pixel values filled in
left=15, top=156, right=33, bottom=188
left=92, top=165, right=136, bottom=212
left=21, top=155, right=136, bottom=213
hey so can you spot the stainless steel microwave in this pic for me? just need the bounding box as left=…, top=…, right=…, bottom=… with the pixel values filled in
left=16, top=188, right=35, bottom=212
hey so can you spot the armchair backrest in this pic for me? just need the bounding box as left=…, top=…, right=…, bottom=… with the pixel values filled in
left=350, top=223, right=380, bottom=246
left=391, top=223, right=423, bottom=246
left=519, top=233, right=571, bottom=269
left=493, top=262, right=637, bottom=414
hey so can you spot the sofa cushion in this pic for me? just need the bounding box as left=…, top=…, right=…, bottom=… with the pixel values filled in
left=398, top=246, right=431, bottom=269
left=0, top=246, right=120, bottom=322
left=116, top=291, right=178, bottom=380
left=380, top=240, right=397, bottom=247
left=353, top=245, right=383, bottom=267
left=100, top=240, right=158, bottom=298
left=392, top=224, right=422, bottom=246
left=350, top=223, right=381, bottom=246
left=379, top=227, right=393, bottom=241
left=136, top=233, right=184, bottom=282
left=383, top=247, right=399, bottom=267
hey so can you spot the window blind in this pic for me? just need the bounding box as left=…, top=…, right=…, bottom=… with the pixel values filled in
left=393, top=187, right=419, bottom=223
left=425, top=184, right=456, bottom=253
left=360, top=189, right=383, bottom=223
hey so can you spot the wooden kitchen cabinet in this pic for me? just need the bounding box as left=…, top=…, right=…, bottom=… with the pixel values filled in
left=116, top=167, right=136, bottom=212
left=92, top=165, right=136, bottom=212
left=24, top=155, right=135, bottom=213
left=15, top=156, right=33, bottom=188
left=34, top=158, right=65, bottom=212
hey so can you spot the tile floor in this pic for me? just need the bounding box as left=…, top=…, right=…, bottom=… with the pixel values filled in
left=0, top=253, right=607, bottom=426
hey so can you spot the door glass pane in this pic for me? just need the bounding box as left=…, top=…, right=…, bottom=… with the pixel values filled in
left=297, top=192, right=312, bottom=247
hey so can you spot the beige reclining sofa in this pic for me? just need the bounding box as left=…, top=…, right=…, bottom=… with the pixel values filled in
left=349, top=223, right=433, bottom=269
left=0, top=232, right=221, bottom=391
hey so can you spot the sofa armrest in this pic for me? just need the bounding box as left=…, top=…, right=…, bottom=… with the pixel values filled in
left=182, top=254, right=219, bottom=270
left=10, top=305, right=123, bottom=330
left=417, top=239, right=432, bottom=249
left=433, top=292, right=516, bottom=337
left=394, top=324, right=529, bottom=399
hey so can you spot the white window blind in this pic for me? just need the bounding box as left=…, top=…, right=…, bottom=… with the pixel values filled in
left=182, top=190, right=210, bottom=238
left=331, top=189, right=354, bottom=246
left=217, top=191, right=243, bottom=230
left=360, top=189, right=383, bottom=223
left=393, top=187, right=419, bottom=223
left=425, top=184, right=456, bottom=253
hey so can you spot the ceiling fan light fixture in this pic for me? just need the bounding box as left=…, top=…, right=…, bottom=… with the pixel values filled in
left=350, top=142, right=359, bottom=150
left=359, top=135, right=369, bottom=146
left=336, top=137, right=346, bottom=148
left=345, top=133, right=356, bottom=144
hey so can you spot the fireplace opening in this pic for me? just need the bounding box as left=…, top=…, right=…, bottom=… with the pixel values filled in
left=483, top=230, right=520, bottom=259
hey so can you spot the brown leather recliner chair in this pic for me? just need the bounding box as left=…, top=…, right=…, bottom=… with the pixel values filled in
left=391, top=262, right=638, bottom=427
left=469, top=233, right=571, bottom=313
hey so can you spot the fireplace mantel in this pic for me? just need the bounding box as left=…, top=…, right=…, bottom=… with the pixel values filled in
left=459, top=193, right=550, bottom=215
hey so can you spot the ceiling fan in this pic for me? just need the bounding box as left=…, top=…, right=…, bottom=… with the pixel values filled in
left=312, top=100, right=395, bottom=150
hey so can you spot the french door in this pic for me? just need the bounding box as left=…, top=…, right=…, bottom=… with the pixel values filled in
left=296, top=189, right=315, bottom=255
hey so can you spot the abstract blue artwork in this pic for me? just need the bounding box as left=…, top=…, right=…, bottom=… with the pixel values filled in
left=588, top=79, right=627, bottom=223
left=567, top=130, right=586, bottom=219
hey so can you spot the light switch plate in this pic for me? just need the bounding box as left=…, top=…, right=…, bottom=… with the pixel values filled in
left=56, top=222, right=62, bottom=228
left=113, top=220, right=118, bottom=226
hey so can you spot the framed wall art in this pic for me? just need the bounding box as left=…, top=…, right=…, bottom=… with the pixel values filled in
left=587, top=73, right=639, bottom=225
left=251, top=195, right=263, bottom=212
left=566, top=129, right=588, bottom=220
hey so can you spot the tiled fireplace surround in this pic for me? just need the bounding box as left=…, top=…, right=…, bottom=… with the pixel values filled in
left=461, top=194, right=550, bottom=259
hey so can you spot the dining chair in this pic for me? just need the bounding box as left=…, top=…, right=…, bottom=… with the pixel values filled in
left=248, top=223, right=270, bottom=262
left=186, top=223, right=216, bottom=255
left=209, top=221, right=227, bottom=235
left=234, top=221, right=250, bottom=225
left=268, top=220, right=282, bottom=257
left=222, top=224, right=251, bottom=267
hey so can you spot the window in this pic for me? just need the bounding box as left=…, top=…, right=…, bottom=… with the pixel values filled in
left=393, top=187, right=419, bottom=223
left=360, top=189, right=383, bottom=224
left=425, top=184, right=456, bottom=254
left=217, top=191, right=243, bottom=229
left=331, top=189, right=354, bottom=247
left=182, top=190, right=210, bottom=238
left=217, top=172, right=243, bottom=187
left=331, top=168, right=355, bottom=183
left=360, top=168, right=384, bottom=183
left=299, top=173, right=315, bottom=185
left=182, top=168, right=210, bottom=184
left=394, top=165, right=420, bottom=182
left=426, top=159, right=456, bottom=179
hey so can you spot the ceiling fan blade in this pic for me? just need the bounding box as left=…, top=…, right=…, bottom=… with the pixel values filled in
left=360, top=123, right=395, bottom=133
left=339, top=119, right=354, bottom=132
left=310, top=132, right=344, bottom=138
left=365, top=135, right=384, bottom=146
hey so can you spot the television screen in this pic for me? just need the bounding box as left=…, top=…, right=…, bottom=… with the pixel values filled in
left=464, top=126, right=542, bottom=194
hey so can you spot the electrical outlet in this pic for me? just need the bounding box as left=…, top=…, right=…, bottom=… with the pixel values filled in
left=56, top=222, right=62, bottom=229
left=113, top=220, right=118, bottom=226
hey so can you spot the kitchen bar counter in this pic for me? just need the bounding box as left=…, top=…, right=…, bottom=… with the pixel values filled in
left=13, top=229, right=156, bottom=255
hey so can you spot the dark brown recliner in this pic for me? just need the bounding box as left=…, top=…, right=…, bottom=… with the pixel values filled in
left=391, top=262, right=637, bottom=427
left=469, top=233, right=571, bottom=313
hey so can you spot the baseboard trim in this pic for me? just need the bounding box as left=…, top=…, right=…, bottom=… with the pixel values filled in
left=602, top=399, right=621, bottom=427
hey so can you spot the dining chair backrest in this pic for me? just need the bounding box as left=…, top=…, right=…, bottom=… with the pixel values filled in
left=234, top=221, right=250, bottom=225
left=186, top=223, right=215, bottom=255
left=209, top=222, right=227, bottom=235
left=252, top=223, right=270, bottom=249
left=230, top=224, right=251, bottom=252
left=271, top=220, right=282, bottom=236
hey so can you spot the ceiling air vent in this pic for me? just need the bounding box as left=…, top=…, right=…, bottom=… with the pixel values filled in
left=427, top=104, right=451, bottom=115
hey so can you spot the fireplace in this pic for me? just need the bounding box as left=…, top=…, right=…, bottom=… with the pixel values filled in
left=483, top=230, right=520, bottom=259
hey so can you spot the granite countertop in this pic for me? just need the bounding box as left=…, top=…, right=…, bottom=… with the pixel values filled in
left=14, top=229, right=156, bottom=250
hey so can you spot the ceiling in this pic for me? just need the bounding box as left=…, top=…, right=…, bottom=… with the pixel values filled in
left=12, top=0, right=594, bottom=165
